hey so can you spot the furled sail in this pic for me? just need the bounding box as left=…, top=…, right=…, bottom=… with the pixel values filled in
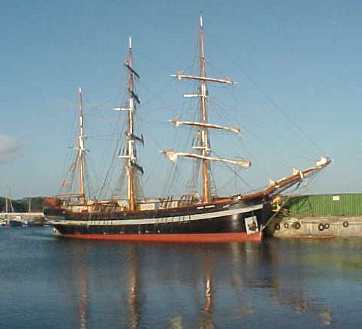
left=126, top=132, right=144, bottom=145
left=162, top=150, right=251, bottom=168
left=124, top=63, right=140, bottom=79
left=171, top=73, right=234, bottom=85
left=170, top=119, right=240, bottom=135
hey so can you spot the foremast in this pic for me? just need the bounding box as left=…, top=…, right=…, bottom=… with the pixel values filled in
left=199, top=15, right=211, bottom=203
left=117, top=37, right=143, bottom=211
left=165, top=16, right=250, bottom=203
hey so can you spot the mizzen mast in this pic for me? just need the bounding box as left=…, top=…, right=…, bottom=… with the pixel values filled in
left=59, top=88, right=88, bottom=202
left=166, top=16, right=250, bottom=204
left=116, top=37, right=143, bottom=211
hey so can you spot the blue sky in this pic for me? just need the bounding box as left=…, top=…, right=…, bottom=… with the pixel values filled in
left=1, top=0, right=362, bottom=198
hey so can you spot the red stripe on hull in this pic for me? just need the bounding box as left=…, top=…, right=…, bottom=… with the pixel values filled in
left=60, top=232, right=262, bottom=243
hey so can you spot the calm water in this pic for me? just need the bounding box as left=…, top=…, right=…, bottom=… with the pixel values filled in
left=1, top=227, right=362, bottom=329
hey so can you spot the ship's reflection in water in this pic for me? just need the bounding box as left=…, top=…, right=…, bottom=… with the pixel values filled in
left=67, top=238, right=362, bottom=329
left=127, top=247, right=140, bottom=329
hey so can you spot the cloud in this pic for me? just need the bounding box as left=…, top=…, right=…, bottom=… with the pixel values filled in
left=0, top=135, right=21, bottom=162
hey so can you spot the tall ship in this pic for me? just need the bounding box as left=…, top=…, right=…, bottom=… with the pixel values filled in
left=44, top=17, right=330, bottom=242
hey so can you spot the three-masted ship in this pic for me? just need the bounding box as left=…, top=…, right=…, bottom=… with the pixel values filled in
left=44, top=17, right=331, bottom=242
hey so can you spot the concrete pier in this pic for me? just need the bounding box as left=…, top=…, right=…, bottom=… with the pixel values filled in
left=266, top=216, right=362, bottom=238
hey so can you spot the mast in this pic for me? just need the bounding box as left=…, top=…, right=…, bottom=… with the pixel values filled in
left=198, top=15, right=211, bottom=203
left=126, top=37, right=136, bottom=211
left=166, top=16, right=250, bottom=204
left=59, top=88, right=88, bottom=201
left=78, top=87, right=86, bottom=200
left=116, top=37, right=143, bottom=211
left=5, top=188, right=14, bottom=212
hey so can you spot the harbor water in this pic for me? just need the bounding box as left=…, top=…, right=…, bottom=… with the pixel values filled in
left=1, top=227, right=362, bottom=329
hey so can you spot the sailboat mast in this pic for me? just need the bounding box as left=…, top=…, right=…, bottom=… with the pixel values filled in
left=198, top=16, right=211, bottom=203
left=126, top=37, right=137, bottom=211
left=166, top=16, right=245, bottom=202
left=78, top=88, right=86, bottom=200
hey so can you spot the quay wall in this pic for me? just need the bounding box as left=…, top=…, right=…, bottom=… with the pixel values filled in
left=266, top=193, right=362, bottom=238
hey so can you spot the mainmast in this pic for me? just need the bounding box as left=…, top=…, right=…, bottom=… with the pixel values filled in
left=116, top=37, right=143, bottom=211
left=78, top=87, right=86, bottom=200
left=165, top=16, right=251, bottom=204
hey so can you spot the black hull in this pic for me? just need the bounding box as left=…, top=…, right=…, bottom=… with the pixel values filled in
left=45, top=201, right=272, bottom=242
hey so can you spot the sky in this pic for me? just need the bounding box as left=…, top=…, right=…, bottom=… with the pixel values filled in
left=1, top=0, right=362, bottom=198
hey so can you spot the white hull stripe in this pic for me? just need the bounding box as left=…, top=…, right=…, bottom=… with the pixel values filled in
left=50, top=204, right=263, bottom=226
